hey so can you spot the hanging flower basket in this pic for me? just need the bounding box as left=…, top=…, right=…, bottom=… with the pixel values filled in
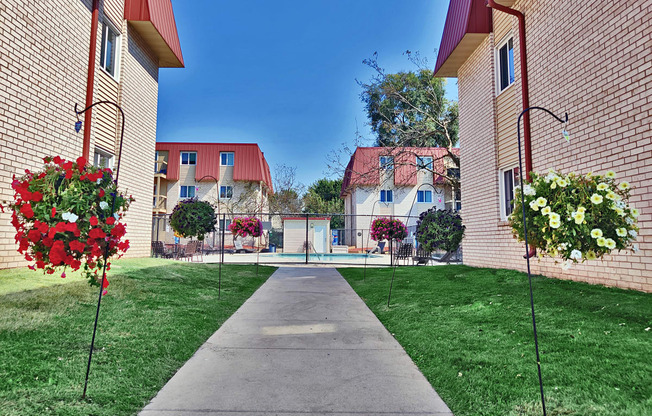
left=509, top=169, right=639, bottom=268
left=2, top=156, right=133, bottom=286
left=370, top=217, right=407, bottom=241
left=169, top=198, right=217, bottom=241
left=229, top=216, right=263, bottom=238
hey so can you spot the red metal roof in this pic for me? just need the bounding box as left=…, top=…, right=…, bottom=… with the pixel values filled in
left=433, top=0, right=492, bottom=77
left=155, top=142, right=273, bottom=192
left=341, top=147, right=458, bottom=197
left=124, top=0, right=184, bottom=67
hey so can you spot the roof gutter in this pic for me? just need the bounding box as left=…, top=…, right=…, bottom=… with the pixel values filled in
left=82, top=0, right=100, bottom=161
left=486, top=0, right=532, bottom=181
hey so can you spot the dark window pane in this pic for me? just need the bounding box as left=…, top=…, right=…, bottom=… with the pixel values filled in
left=182, top=153, right=189, bottom=164
left=189, top=153, right=196, bottom=165
left=499, top=44, right=509, bottom=90
left=504, top=170, right=514, bottom=216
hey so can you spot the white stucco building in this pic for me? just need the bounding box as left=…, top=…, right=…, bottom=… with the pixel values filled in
left=340, top=147, right=459, bottom=249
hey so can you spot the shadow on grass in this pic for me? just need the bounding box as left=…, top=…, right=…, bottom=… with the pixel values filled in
left=0, top=260, right=276, bottom=416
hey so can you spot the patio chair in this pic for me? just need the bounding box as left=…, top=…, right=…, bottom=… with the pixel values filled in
left=183, top=241, right=203, bottom=262
left=234, top=238, right=253, bottom=254
left=152, top=241, right=173, bottom=258
left=413, top=247, right=433, bottom=266
left=394, top=243, right=413, bottom=265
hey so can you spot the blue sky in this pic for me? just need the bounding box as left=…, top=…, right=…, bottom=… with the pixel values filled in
left=156, top=0, right=457, bottom=187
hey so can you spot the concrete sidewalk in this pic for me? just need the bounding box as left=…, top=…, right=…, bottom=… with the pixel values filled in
left=140, top=267, right=453, bottom=416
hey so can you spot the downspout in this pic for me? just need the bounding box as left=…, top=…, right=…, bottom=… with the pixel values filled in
left=82, top=0, right=100, bottom=161
left=486, top=0, right=532, bottom=181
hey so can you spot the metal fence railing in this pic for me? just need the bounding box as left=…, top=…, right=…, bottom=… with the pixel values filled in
left=151, top=212, right=462, bottom=266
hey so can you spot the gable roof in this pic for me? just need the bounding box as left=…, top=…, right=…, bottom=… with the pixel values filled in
left=433, top=0, right=492, bottom=77
left=341, top=147, right=459, bottom=197
left=155, top=142, right=273, bottom=192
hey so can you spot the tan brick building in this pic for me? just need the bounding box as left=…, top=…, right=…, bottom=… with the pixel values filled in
left=434, top=0, right=651, bottom=291
left=153, top=142, right=273, bottom=246
left=0, top=0, right=184, bottom=268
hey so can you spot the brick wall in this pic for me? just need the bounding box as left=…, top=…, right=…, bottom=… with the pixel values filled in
left=0, top=0, right=164, bottom=267
left=458, top=0, right=652, bottom=291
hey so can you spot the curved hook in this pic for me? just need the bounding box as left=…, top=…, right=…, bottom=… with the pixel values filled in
left=74, top=101, right=126, bottom=184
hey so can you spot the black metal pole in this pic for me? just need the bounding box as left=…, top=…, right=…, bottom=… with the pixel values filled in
left=75, top=100, right=125, bottom=399
left=305, top=214, right=309, bottom=265
left=219, top=213, right=226, bottom=300
left=387, top=183, right=441, bottom=307
left=364, top=200, right=382, bottom=282
left=517, top=106, right=568, bottom=416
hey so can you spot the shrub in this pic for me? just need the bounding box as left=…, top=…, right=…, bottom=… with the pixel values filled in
left=170, top=198, right=216, bottom=241
left=416, top=208, right=465, bottom=252
left=1, top=156, right=133, bottom=286
left=509, top=169, right=639, bottom=268
left=370, top=217, right=407, bottom=241
left=229, top=216, right=263, bottom=238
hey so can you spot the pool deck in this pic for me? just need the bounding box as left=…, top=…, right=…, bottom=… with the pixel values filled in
left=201, top=252, right=454, bottom=267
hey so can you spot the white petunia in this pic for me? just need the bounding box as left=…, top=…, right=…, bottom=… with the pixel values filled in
left=114, top=213, right=120, bottom=220
left=562, top=260, right=572, bottom=270
left=629, top=230, right=638, bottom=238
left=570, top=250, right=582, bottom=261
left=99, top=201, right=109, bottom=210
left=626, top=217, right=634, bottom=225
left=97, top=178, right=102, bottom=185
left=61, top=212, right=79, bottom=223
left=616, top=228, right=627, bottom=237
left=590, top=194, right=603, bottom=204
left=605, top=239, right=616, bottom=250
left=523, top=185, right=536, bottom=196
left=605, top=170, right=616, bottom=179
left=541, top=206, right=552, bottom=216
left=596, top=183, right=609, bottom=191
left=591, top=229, right=603, bottom=239
left=631, top=208, right=639, bottom=218
left=529, top=200, right=540, bottom=211
left=617, top=181, right=630, bottom=190
left=536, top=197, right=547, bottom=207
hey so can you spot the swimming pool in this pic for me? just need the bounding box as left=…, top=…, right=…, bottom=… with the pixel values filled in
left=259, top=253, right=382, bottom=262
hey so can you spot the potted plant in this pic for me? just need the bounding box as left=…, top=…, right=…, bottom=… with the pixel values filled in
left=416, top=208, right=465, bottom=253
left=509, top=169, right=639, bottom=269
left=370, top=217, right=408, bottom=244
left=169, top=198, right=217, bottom=241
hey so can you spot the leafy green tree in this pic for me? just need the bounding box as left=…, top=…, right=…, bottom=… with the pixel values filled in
left=303, top=178, right=344, bottom=229
left=170, top=198, right=217, bottom=241
left=357, top=52, right=460, bottom=188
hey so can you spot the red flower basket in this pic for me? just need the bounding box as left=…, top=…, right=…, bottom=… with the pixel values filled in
left=2, top=156, right=134, bottom=287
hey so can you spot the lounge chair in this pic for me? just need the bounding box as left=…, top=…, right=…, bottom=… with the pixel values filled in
left=413, top=247, right=433, bottom=265
left=234, top=238, right=254, bottom=254
left=152, top=241, right=173, bottom=258
left=367, top=241, right=386, bottom=254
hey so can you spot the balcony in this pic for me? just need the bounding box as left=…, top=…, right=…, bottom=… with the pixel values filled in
left=153, top=195, right=167, bottom=214
left=155, top=160, right=168, bottom=179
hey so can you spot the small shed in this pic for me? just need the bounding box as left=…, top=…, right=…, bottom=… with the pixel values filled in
left=282, top=217, right=331, bottom=253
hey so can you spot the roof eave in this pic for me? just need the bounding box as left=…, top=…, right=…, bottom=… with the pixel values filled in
left=433, top=32, right=490, bottom=77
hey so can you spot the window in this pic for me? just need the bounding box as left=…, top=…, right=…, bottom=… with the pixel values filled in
left=180, top=185, right=196, bottom=199
left=219, top=219, right=231, bottom=230
left=496, top=37, right=515, bottom=93
left=447, top=167, right=460, bottom=180
left=220, top=152, right=234, bottom=166
left=416, top=156, right=433, bottom=170
left=181, top=152, right=197, bottom=165
left=100, top=22, right=120, bottom=78
left=220, top=185, right=233, bottom=199
left=93, top=148, right=114, bottom=169
left=499, top=167, right=520, bottom=219
left=380, top=189, right=393, bottom=203
left=379, top=156, right=394, bottom=171
left=417, top=190, right=432, bottom=203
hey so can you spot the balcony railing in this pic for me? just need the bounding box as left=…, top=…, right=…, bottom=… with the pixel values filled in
left=155, top=160, right=168, bottom=176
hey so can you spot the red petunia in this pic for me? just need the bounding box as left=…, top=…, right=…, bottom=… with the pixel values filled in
left=19, top=203, right=34, bottom=218
left=69, top=240, right=86, bottom=253
left=37, top=222, right=49, bottom=233
left=89, top=216, right=98, bottom=226
left=70, top=259, right=81, bottom=270
left=110, top=223, right=126, bottom=238
left=27, top=229, right=41, bottom=243
left=76, top=157, right=86, bottom=172
left=62, top=161, right=73, bottom=170
left=64, top=222, right=80, bottom=237
left=89, top=227, right=106, bottom=239
left=99, top=189, right=105, bottom=197
left=91, top=244, right=103, bottom=257
left=36, top=261, right=45, bottom=269
left=106, top=217, right=115, bottom=225
left=65, top=170, right=73, bottom=180
left=102, top=277, right=109, bottom=288
left=51, top=207, right=56, bottom=218
left=42, top=237, right=54, bottom=247
left=52, top=156, right=63, bottom=165
left=117, top=240, right=130, bottom=252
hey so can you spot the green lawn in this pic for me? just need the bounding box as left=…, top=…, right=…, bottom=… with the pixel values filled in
left=339, top=265, right=652, bottom=416
left=0, top=258, right=276, bottom=416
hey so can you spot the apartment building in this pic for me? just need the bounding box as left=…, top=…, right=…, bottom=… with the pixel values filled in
left=434, top=0, right=651, bottom=291
left=0, top=0, right=184, bottom=268
left=340, top=147, right=459, bottom=249
left=153, top=142, right=273, bottom=243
